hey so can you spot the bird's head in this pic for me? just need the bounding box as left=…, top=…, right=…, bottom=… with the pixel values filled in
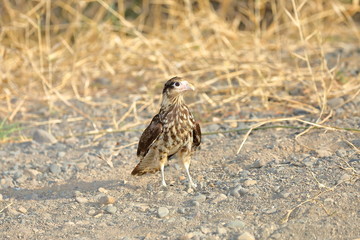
left=162, top=77, right=195, bottom=98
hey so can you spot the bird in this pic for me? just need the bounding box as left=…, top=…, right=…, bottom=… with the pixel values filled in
left=131, top=76, right=201, bottom=188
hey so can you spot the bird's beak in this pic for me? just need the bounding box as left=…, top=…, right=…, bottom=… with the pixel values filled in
left=182, top=81, right=195, bottom=91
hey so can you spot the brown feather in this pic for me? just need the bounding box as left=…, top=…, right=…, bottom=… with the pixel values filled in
left=136, top=114, right=163, bottom=157
left=193, top=122, right=201, bottom=149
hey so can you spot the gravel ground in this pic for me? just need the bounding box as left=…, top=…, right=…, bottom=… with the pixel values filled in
left=0, top=98, right=359, bottom=240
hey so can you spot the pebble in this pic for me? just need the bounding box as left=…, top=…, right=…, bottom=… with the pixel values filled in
left=178, top=208, right=186, bottom=214
left=237, top=232, right=255, bottom=240
left=226, top=220, right=245, bottom=229
left=6, top=207, right=20, bottom=215
left=158, top=207, right=169, bottom=218
left=230, top=186, right=249, bottom=197
left=0, top=194, right=3, bottom=201
left=105, top=205, right=117, bottom=214
left=49, top=164, right=61, bottom=174
left=217, top=227, right=227, bottom=235
left=206, top=124, right=221, bottom=132
left=88, top=209, right=96, bottom=215
left=98, top=195, right=116, bottom=205
left=193, top=194, right=206, bottom=203
left=200, top=226, right=212, bottom=234
left=351, top=139, right=360, bottom=147
left=57, top=152, right=66, bottom=158
left=315, top=149, right=332, bottom=158
left=24, top=169, right=41, bottom=178
left=76, top=162, right=87, bottom=170
left=98, top=187, right=109, bottom=193
left=251, top=159, right=267, bottom=168
left=75, top=197, right=88, bottom=204
left=211, top=193, right=227, bottom=203
left=279, top=191, right=290, bottom=198
left=327, top=97, right=344, bottom=108
left=18, top=206, right=27, bottom=214
left=243, top=179, right=257, bottom=187
left=33, top=129, right=57, bottom=144
left=339, top=173, right=352, bottom=183
left=336, top=149, right=347, bottom=157
left=192, top=201, right=200, bottom=207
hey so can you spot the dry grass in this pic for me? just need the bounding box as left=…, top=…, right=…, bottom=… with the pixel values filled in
left=0, top=0, right=360, bottom=142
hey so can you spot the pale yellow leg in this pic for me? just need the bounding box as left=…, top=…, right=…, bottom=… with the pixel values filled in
left=159, top=155, right=168, bottom=187
left=184, top=161, right=197, bottom=188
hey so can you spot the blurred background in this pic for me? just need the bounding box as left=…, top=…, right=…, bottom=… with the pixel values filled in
left=0, top=0, right=359, bottom=142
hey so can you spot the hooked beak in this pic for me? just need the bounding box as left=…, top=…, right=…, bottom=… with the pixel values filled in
left=181, top=81, right=195, bottom=92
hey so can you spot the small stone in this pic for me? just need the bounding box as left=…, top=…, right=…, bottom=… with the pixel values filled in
left=237, top=232, right=255, bottom=240
left=206, top=124, right=221, bottom=132
left=316, top=149, right=332, bottom=158
left=0, top=194, right=3, bottom=201
left=98, top=195, right=116, bottom=205
left=230, top=186, right=249, bottom=197
left=226, top=220, right=245, bottom=229
left=49, top=164, right=61, bottom=174
left=33, top=129, right=57, bottom=144
left=251, top=159, right=267, bottom=168
left=279, top=191, right=290, bottom=198
left=351, top=139, right=360, bottom=148
left=327, top=97, right=344, bottom=108
left=264, top=208, right=277, bottom=214
left=243, top=179, right=257, bottom=187
left=18, top=206, right=27, bottom=214
left=339, top=173, right=352, bottom=183
left=74, top=191, right=82, bottom=197
left=88, top=209, right=96, bottom=215
left=217, top=227, right=227, bottom=234
left=75, top=197, right=88, bottom=204
left=104, top=205, right=117, bottom=214
left=324, top=198, right=334, bottom=203
left=76, top=162, right=87, bottom=170
left=98, top=187, right=109, bottom=193
left=192, top=201, right=200, bottom=207
left=24, top=169, right=41, bottom=178
left=57, top=152, right=66, bottom=158
left=211, top=193, right=227, bottom=203
left=193, top=194, right=206, bottom=203
left=158, top=207, right=169, bottom=218
left=336, top=149, right=347, bottom=157
left=200, top=226, right=212, bottom=234
left=6, top=207, right=20, bottom=215
left=178, top=208, right=186, bottom=214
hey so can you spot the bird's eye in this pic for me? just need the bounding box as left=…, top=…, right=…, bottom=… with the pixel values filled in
left=174, top=82, right=180, bottom=87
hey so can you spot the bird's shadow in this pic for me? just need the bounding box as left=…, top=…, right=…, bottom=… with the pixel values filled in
left=0, top=180, right=139, bottom=201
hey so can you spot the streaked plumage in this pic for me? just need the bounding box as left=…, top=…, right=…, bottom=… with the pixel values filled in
left=131, top=77, right=201, bottom=187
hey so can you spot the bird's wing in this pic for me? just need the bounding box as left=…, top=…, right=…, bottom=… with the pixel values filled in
left=132, top=114, right=163, bottom=176
left=192, top=121, right=201, bottom=148
left=131, top=148, right=160, bottom=175
left=136, top=114, right=163, bottom=157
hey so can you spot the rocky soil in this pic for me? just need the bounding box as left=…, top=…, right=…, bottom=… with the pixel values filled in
left=0, top=93, right=359, bottom=240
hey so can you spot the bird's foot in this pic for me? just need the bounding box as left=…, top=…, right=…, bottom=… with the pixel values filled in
left=189, top=181, right=197, bottom=189
left=161, top=180, right=167, bottom=188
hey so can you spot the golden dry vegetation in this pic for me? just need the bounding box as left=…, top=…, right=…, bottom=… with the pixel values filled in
left=0, top=0, right=359, bottom=142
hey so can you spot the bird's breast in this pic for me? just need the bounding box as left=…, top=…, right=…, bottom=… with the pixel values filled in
left=158, top=105, right=195, bottom=154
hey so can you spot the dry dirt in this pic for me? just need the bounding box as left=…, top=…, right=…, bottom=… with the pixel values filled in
left=0, top=92, right=359, bottom=240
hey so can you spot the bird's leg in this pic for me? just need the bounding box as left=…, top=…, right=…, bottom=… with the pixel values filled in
left=179, top=150, right=197, bottom=188
left=160, top=163, right=167, bottom=187
left=159, top=154, right=168, bottom=187
left=184, top=161, right=197, bottom=188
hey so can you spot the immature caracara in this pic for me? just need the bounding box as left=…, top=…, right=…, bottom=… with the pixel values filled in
left=131, top=77, right=201, bottom=187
